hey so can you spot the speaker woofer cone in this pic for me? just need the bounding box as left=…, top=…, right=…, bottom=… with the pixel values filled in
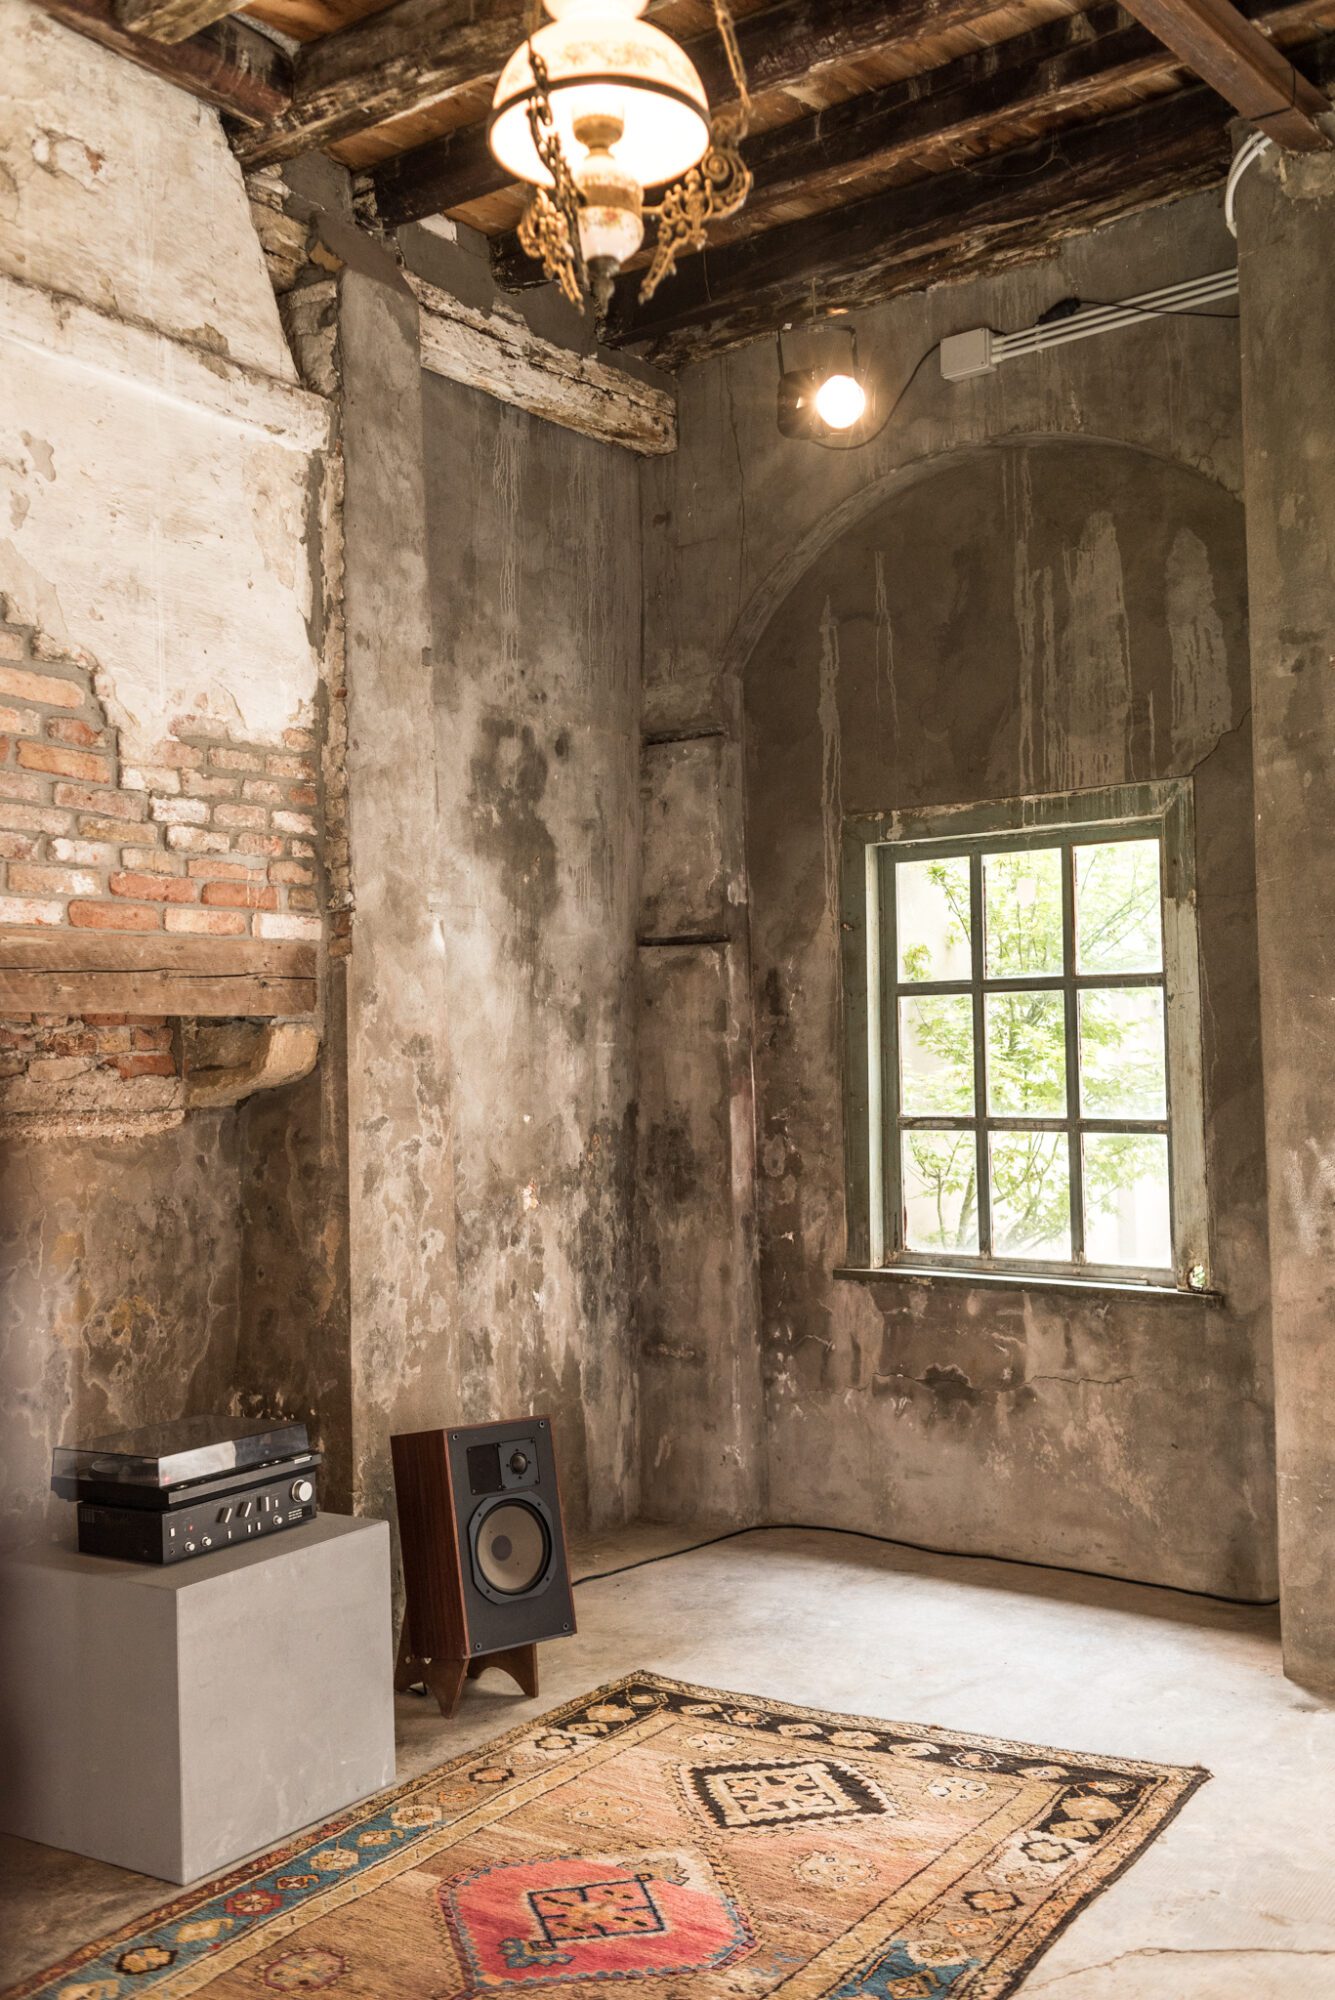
left=473, top=1498, right=551, bottom=1597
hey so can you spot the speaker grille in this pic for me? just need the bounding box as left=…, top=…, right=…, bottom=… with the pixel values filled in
left=474, top=1500, right=551, bottom=1596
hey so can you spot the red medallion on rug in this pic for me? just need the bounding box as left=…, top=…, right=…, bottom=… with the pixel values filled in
left=440, top=1850, right=755, bottom=1995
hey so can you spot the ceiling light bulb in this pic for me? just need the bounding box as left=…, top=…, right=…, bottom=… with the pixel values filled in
left=814, top=372, right=867, bottom=431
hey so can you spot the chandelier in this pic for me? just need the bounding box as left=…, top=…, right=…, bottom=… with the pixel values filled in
left=488, top=0, right=753, bottom=318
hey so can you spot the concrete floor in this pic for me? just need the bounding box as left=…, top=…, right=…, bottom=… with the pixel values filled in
left=3, top=1525, right=1333, bottom=1997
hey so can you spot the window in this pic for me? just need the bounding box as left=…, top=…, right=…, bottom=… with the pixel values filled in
left=840, top=783, right=1208, bottom=1290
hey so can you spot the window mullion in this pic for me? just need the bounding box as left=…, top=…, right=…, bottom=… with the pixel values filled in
left=1063, top=840, right=1085, bottom=1262
left=970, top=851, right=990, bottom=1257
left=879, top=848, right=903, bottom=1259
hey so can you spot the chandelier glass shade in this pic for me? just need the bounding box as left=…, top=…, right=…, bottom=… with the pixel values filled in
left=489, top=0, right=711, bottom=193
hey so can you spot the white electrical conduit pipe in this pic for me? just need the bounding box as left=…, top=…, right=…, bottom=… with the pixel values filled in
left=1225, top=130, right=1275, bottom=236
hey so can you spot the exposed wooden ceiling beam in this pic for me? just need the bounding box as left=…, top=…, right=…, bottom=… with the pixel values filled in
left=601, top=80, right=1254, bottom=362
left=240, top=0, right=972, bottom=176
left=39, top=0, right=291, bottom=123
left=369, top=0, right=1039, bottom=227
left=1118, top=0, right=1331, bottom=144
left=491, top=0, right=1332, bottom=292
left=114, top=0, right=237, bottom=46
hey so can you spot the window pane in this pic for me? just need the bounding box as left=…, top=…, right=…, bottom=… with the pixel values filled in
left=1075, top=838, right=1162, bottom=974
left=903, top=1131, right=980, bottom=1254
left=983, top=848, right=1064, bottom=978
left=989, top=1131, right=1071, bottom=1260
left=899, top=995, right=975, bottom=1115
left=1083, top=1133, right=1172, bottom=1268
left=984, top=991, right=1067, bottom=1116
left=896, top=857, right=971, bottom=982
left=1078, top=989, right=1167, bottom=1118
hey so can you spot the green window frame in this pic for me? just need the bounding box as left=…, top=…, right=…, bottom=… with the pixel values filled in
left=839, top=781, right=1209, bottom=1291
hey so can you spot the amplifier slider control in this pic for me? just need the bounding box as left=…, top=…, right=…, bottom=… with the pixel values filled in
left=291, top=1477, right=315, bottom=1505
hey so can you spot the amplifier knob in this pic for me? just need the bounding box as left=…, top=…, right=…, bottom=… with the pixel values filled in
left=291, top=1477, right=315, bottom=1505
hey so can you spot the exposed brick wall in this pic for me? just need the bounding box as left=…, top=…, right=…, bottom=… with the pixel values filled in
left=0, top=1014, right=179, bottom=1086
left=0, top=612, right=324, bottom=942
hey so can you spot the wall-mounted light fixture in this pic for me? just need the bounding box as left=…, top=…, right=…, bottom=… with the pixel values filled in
left=776, top=324, right=869, bottom=442
left=489, top=0, right=753, bottom=319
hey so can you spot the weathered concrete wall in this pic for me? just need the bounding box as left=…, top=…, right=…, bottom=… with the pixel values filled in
left=639, top=192, right=1276, bottom=1596
left=420, top=357, right=641, bottom=1530
left=0, top=1114, right=242, bottom=1542
left=1236, top=148, right=1335, bottom=1686
left=744, top=440, right=1271, bottom=1596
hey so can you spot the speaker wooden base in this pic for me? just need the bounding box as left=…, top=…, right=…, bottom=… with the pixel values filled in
left=395, top=1625, right=539, bottom=1718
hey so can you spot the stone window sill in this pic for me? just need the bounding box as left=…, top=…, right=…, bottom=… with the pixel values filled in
left=832, top=1264, right=1224, bottom=1304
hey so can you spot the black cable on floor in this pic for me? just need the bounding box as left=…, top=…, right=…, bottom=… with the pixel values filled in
left=572, top=1521, right=1280, bottom=1610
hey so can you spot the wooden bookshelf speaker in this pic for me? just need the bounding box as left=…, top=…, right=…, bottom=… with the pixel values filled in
left=390, top=1416, right=576, bottom=1717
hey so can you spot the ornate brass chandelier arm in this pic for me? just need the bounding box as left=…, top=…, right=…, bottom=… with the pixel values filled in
left=520, top=43, right=589, bottom=312
left=638, top=0, right=752, bottom=303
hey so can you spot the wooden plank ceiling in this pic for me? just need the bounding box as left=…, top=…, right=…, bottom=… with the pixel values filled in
left=43, top=0, right=1335, bottom=361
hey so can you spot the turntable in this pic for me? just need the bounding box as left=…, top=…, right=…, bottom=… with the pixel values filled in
left=51, top=1415, right=321, bottom=1564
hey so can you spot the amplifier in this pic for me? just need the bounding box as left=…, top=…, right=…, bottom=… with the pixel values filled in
left=52, top=1416, right=321, bottom=1566
left=76, top=1463, right=319, bottom=1564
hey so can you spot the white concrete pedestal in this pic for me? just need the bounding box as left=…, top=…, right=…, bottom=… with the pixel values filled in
left=0, top=1514, right=395, bottom=1883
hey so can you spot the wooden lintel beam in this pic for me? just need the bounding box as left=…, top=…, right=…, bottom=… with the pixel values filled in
left=242, top=0, right=945, bottom=178
left=1119, top=0, right=1331, bottom=144
left=0, top=931, right=318, bottom=1019
left=38, top=0, right=291, bottom=125
left=113, top=0, right=237, bottom=47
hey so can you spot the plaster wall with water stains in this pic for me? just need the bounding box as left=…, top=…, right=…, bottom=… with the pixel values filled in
left=638, top=190, right=1277, bottom=1598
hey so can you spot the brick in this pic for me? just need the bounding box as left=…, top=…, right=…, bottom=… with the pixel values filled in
left=150, top=794, right=208, bottom=826
left=288, top=784, right=318, bottom=809
left=0, top=832, right=39, bottom=861
left=289, top=839, right=316, bottom=859
left=51, top=839, right=115, bottom=867
left=83, top=1013, right=128, bottom=1026
left=164, top=906, right=247, bottom=937
left=46, top=1028, right=97, bottom=1057
left=110, top=871, right=197, bottom=904
left=120, top=846, right=178, bottom=873
left=0, top=803, right=71, bottom=836
left=268, top=860, right=314, bottom=886
left=132, top=1026, right=174, bottom=1051
left=208, top=746, right=265, bottom=773
left=17, top=741, right=111, bottom=783
left=0, top=705, right=40, bottom=736
left=266, top=753, right=316, bottom=780
left=47, top=716, right=108, bottom=749
left=201, top=879, right=277, bottom=911
left=236, top=833, right=283, bottom=857
left=0, top=896, right=63, bottom=925
left=166, top=825, right=230, bottom=855
left=0, top=664, right=84, bottom=709
left=183, top=773, right=240, bottom=801
left=113, top=1052, right=177, bottom=1080
left=122, top=766, right=181, bottom=795
left=10, top=863, right=100, bottom=897
left=254, top=912, right=321, bottom=941
left=286, top=887, right=318, bottom=912
left=90, top=1027, right=131, bottom=1053
left=241, top=779, right=285, bottom=806
left=68, top=900, right=161, bottom=931
left=0, top=770, right=49, bottom=805
left=0, top=630, right=26, bottom=661
left=213, top=802, right=267, bottom=830
left=55, top=784, right=144, bottom=821
left=272, top=810, right=316, bottom=836
left=283, top=728, right=316, bottom=752
left=187, top=858, right=265, bottom=882
left=148, top=741, right=205, bottom=770
left=79, top=816, right=150, bottom=843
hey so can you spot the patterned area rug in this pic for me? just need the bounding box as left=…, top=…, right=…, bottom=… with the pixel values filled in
left=9, top=1672, right=1207, bottom=2000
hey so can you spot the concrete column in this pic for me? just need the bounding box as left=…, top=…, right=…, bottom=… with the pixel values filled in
left=1236, top=145, right=1335, bottom=1695
left=338, top=263, right=460, bottom=1529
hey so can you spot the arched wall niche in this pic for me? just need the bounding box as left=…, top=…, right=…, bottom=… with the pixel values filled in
left=738, top=433, right=1276, bottom=1599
